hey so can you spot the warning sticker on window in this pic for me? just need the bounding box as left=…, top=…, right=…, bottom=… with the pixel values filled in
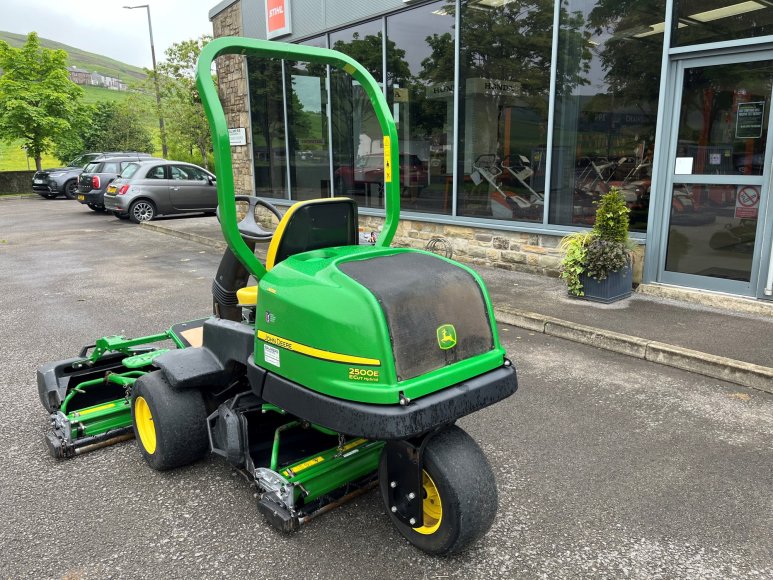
left=264, top=344, right=280, bottom=367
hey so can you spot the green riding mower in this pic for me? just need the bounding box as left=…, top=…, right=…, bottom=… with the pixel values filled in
left=36, top=38, right=518, bottom=555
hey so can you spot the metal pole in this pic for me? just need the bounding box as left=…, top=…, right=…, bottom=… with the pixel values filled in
left=125, top=4, right=168, bottom=158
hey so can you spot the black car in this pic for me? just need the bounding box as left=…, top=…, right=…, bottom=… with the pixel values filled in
left=33, top=152, right=152, bottom=200
left=76, top=154, right=161, bottom=211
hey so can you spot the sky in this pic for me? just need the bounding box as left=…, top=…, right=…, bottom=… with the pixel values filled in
left=1, top=0, right=218, bottom=69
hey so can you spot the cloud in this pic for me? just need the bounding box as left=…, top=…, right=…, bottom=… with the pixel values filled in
left=2, top=0, right=214, bottom=68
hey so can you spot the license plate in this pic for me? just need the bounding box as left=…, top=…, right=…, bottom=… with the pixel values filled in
left=34, top=179, right=44, bottom=184
left=77, top=195, right=85, bottom=201
left=107, top=185, right=116, bottom=194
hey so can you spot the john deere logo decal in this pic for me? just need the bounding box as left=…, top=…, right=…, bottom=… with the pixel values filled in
left=437, top=324, right=457, bottom=350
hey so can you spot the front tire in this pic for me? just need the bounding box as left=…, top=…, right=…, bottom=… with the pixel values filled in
left=379, top=425, right=498, bottom=555
left=129, top=199, right=156, bottom=223
left=63, top=180, right=77, bottom=200
left=131, top=371, right=209, bottom=471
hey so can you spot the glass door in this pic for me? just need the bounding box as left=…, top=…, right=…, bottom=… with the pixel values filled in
left=660, top=54, right=773, bottom=296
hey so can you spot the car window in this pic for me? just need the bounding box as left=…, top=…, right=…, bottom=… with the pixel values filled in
left=185, top=166, right=209, bottom=181
left=102, top=162, right=121, bottom=173
left=170, top=165, right=194, bottom=180
left=121, top=163, right=141, bottom=179
left=84, top=162, right=100, bottom=173
left=145, top=166, right=167, bottom=179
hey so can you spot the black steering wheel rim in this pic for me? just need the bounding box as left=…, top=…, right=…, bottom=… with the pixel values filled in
left=216, top=195, right=282, bottom=242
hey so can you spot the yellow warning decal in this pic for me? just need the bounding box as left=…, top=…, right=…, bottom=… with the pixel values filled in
left=258, top=330, right=380, bottom=366
left=343, top=64, right=356, bottom=75
left=383, top=136, right=392, bottom=183
left=284, top=455, right=324, bottom=476
left=342, top=438, right=367, bottom=452
left=74, top=402, right=117, bottom=417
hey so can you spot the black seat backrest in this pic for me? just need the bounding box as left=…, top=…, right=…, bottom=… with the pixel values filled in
left=266, top=198, right=359, bottom=269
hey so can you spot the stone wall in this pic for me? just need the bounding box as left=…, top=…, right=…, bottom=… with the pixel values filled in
left=212, top=1, right=254, bottom=195
left=358, top=214, right=645, bottom=283
left=0, top=171, right=35, bottom=194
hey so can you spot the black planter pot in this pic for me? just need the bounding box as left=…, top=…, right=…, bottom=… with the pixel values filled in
left=579, top=265, right=633, bottom=303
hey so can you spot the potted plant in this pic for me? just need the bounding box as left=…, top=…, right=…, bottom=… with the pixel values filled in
left=559, top=187, right=636, bottom=303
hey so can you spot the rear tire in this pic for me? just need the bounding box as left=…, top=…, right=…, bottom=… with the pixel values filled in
left=129, top=199, right=156, bottom=223
left=379, top=425, right=498, bottom=555
left=63, top=180, right=77, bottom=200
left=131, top=371, right=209, bottom=471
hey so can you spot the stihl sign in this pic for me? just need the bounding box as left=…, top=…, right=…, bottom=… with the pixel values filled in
left=266, top=0, right=292, bottom=39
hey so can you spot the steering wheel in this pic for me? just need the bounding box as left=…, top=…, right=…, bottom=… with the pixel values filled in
left=216, top=195, right=282, bottom=242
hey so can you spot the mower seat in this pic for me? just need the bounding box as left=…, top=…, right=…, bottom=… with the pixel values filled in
left=237, top=198, right=359, bottom=306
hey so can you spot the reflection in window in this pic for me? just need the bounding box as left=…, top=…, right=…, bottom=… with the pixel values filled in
left=247, top=56, right=287, bottom=199
left=676, top=61, right=773, bottom=177
left=666, top=183, right=756, bottom=282
left=329, top=21, right=386, bottom=209
left=673, top=0, right=773, bottom=47
left=455, top=0, right=553, bottom=223
left=386, top=2, right=454, bottom=214
left=549, top=0, right=664, bottom=231
left=287, top=36, right=331, bottom=201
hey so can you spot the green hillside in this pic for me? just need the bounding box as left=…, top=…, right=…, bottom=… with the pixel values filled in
left=0, top=36, right=160, bottom=172
left=0, top=31, right=147, bottom=82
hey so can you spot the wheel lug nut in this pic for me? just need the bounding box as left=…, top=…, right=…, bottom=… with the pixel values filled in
left=407, top=492, right=416, bottom=500
left=409, top=518, right=416, bottom=525
left=390, top=506, right=397, bottom=513
left=390, top=481, right=397, bottom=488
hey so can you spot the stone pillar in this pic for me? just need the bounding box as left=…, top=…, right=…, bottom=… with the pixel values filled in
left=212, top=1, right=254, bottom=195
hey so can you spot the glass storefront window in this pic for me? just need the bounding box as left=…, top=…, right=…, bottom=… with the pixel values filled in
left=676, top=61, right=771, bottom=177
left=386, top=1, right=455, bottom=215
left=666, top=183, right=758, bottom=281
left=457, top=0, right=553, bottom=223
left=286, top=36, right=331, bottom=201
left=550, top=0, right=665, bottom=231
left=329, top=20, right=386, bottom=209
left=247, top=56, right=288, bottom=199
left=673, top=1, right=773, bottom=47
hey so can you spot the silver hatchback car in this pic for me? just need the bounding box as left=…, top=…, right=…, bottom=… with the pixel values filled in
left=104, top=160, right=217, bottom=223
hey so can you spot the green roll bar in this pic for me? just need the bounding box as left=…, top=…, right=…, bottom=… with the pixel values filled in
left=196, top=36, right=401, bottom=280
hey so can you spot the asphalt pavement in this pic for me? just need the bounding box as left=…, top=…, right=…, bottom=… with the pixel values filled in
left=0, top=196, right=771, bottom=579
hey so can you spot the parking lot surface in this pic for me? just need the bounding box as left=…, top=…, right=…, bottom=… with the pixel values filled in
left=1, top=197, right=771, bottom=579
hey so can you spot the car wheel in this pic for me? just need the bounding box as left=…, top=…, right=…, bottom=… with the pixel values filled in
left=63, top=180, right=77, bottom=200
left=129, top=199, right=156, bottom=223
left=113, top=211, right=130, bottom=220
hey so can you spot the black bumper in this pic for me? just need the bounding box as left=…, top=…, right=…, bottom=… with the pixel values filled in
left=76, top=191, right=104, bottom=205
left=251, top=360, right=518, bottom=440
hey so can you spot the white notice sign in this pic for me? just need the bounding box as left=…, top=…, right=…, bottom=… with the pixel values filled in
left=229, top=128, right=247, bottom=146
left=674, top=157, right=693, bottom=175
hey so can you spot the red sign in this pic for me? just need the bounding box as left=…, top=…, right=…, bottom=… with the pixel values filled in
left=267, top=0, right=287, bottom=35
left=735, top=185, right=760, bottom=219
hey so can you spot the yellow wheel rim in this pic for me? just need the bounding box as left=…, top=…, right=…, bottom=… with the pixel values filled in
left=134, top=396, right=156, bottom=455
left=415, top=471, right=442, bottom=535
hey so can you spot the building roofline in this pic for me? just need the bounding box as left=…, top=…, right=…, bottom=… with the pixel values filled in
left=208, top=0, right=240, bottom=21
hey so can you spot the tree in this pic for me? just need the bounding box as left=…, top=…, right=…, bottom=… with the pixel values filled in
left=53, top=101, right=154, bottom=162
left=0, top=32, right=83, bottom=170
left=143, top=36, right=213, bottom=168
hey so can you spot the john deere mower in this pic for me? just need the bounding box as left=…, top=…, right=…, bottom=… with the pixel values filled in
left=36, top=38, right=518, bottom=554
